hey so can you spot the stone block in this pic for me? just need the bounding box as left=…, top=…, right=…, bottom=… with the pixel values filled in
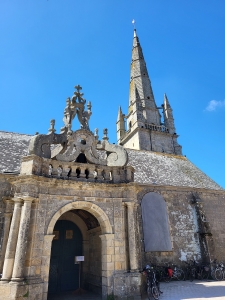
left=102, top=254, right=112, bottom=263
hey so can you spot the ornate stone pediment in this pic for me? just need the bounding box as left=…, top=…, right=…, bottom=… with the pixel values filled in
left=28, top=85, right=128, bottom=167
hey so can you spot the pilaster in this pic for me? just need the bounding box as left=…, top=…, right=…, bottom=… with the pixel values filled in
left=99, top=234, right=115, bottom=297
left=125, top=202, right=138, bottom=271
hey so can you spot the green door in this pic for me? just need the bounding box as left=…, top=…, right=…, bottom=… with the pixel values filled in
left=48, top=220, right=82, bottom=294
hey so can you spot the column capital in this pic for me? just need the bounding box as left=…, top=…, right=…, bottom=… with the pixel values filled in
left=2, top=197, right=14, bottom=204
left=2, top=198, right=14, bottom=213
left=124, top=201, right=135, bottom=208
left=11, top=197, right=23, bottom=204
left=13, top=195, right=39, bottom=203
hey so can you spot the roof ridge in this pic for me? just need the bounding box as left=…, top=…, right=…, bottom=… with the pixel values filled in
left=0, top=130, right=33, bottom=136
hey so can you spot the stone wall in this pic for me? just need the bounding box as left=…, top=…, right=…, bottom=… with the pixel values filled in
left=86, top=227, right=102, bottom=293
left=199, top=191, right=225, bottom=261
left=137, top=186, right=225, bottom=268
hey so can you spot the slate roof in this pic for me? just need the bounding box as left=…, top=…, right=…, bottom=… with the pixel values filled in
left=0, top=131, right=223, bottom=190
left=127, top=149, right=223, bottom=190
left=0, top=131, right=31, bottom=173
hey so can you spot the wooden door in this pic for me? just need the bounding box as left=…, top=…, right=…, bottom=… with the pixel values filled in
left=48, top=220, right=82, bottom=294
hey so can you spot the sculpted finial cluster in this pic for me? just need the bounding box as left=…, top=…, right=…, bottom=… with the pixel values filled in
left=28, top=85, right=128, bottom=167
left=61, top=85, right=92, bottom=133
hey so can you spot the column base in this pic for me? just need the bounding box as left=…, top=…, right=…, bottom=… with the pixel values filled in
left=0, top=278, right=10, bottom=283
left=0, top=279, right=44, bottom=300
left=10, top=277, right=24, bottom=282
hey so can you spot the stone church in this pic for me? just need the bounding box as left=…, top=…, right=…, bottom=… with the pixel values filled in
left=0, top=30, right=224, bottom=300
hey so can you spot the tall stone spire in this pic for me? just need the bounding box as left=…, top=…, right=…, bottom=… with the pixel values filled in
left=117, top=29, right=182, bottom=155
left=128, top=29, right=161, bottom=126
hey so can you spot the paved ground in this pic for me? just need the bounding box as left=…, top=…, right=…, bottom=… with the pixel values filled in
left=144, top=280, right=225, bottom=300
left=48, top=290, right=102, bottom=300
left=48, top=280, right=225, bottom=300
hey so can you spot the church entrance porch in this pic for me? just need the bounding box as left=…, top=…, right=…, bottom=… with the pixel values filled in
left=48, top=210, right=102, bottom=297
left=44, top=201, right=115, bottom=300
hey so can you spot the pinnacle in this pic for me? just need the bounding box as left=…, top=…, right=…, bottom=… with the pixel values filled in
left=117, top=106, right=123, bottom=122
left=164, top=93, right=171, bottom=108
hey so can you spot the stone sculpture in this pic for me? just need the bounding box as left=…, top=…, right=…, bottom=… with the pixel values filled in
left=28, top=85, right=128, bottom=167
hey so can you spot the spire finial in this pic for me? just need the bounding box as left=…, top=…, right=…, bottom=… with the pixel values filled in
left=132, top=19, right=136, bottom=29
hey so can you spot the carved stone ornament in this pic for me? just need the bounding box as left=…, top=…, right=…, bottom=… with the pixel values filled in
left=28, top=85, right=128, bottom=167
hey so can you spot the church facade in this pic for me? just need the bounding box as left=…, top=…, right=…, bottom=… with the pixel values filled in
left=0, top=30, right=224, bottom=300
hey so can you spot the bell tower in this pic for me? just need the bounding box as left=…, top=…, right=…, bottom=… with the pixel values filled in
left=117, top=29, right=182, bottom=155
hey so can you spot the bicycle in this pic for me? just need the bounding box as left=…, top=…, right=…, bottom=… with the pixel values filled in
left=184, top=261, right=195, bottom=281
left=141, top=265, right=162, bottom=300
left=214, top=262, right=225, bottom=280
left=154, top=264, right=171, bottom=283
left=210, top=259, right=224, bottom=280
left=164, top=263, right=185, bottom=281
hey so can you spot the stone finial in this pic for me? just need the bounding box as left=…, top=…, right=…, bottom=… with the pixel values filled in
left=87, top=101, right=92, bottom=112
left=49, top=164, right=53, bottom=176
left=103, top=128, right=109, bottom=141
left=94, top=128, right=99, bottom=140
left=48, top=119, right=56, bottom=134
left=57, top=166, right=63, bottom=177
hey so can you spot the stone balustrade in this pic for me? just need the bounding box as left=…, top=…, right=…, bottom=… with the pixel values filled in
left=20, top=155, right=134, bottom=183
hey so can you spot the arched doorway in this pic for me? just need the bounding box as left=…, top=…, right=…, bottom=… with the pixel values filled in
left=48, top=220, right=82, bottom=294
left=45, top=201, right=114, bottom=300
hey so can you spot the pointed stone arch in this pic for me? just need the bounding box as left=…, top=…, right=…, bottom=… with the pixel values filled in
left=46, top=201, right=113, bottom=235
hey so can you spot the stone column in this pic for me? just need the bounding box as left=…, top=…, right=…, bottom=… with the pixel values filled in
left=125, top=202, right=138, bottom=272
left=11, top=198, right=33, bottom=282
left=0, top=212, right=12, bottom=272
left=1, top=198, right=23, bottom=282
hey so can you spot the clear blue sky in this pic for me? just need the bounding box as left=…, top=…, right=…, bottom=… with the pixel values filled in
left=0, top=0, right=225, bottom=188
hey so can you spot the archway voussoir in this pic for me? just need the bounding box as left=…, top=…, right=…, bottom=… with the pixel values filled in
left=47, top=201, right=113, bottom=236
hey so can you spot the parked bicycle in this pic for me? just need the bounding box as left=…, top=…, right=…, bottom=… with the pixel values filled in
left=211, top=260, right=225, bottom=280
left=185, top=259, right=210, bottom=281
left=141, top=264, right=162, bottom=300
left=154, top=264, right=171, bottom=283
left=164, top=263, right=185, bottom=281
left=184, top=261, right=196, bottom=281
